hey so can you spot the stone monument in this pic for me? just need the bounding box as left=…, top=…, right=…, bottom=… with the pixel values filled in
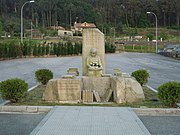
left=43, top=27, right=145, bottom=104
left=82, top=28, right=105, bottom=76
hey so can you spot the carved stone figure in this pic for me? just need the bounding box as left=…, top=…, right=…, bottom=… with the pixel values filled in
left=87, top=48, right=103, bottom=77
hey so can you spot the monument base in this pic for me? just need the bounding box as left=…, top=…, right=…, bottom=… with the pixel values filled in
left=43, top=75, right=145, bottom=104
left=88, top=70, right=102, bottom=77
left=43, top=78, right=81, bottom=103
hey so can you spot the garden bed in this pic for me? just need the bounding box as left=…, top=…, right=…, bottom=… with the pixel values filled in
left=7, top=85, right=166, bottom=108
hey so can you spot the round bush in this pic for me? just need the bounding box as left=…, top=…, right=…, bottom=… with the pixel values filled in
left=131, top=69, right=150, bottom=86
left=0, top=78, right=28, bottom=103
left=158, top=81, right=180, bottom=107
left=35, top=69, right=53, bottom=85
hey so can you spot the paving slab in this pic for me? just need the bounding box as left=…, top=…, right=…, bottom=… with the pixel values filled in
left=30, top=106, right=150, bottom=135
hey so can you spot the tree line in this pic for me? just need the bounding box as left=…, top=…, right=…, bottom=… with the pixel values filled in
left=0, top=41, right=82, bottom=59
left=0, top=40, right=115, bottom=59
left=86, top=0, right=180, bottom=27
left=0, top=0, right=179, bottom=36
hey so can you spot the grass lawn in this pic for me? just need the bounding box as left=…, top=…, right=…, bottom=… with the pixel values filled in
left=8, top=85, right=165, bottom=108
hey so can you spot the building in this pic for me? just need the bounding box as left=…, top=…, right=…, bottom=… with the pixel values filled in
left=48, top=25, right=73, bottom=37
left=58, top=30, right=73, bottom=37
left=72, top=22, right=96, bottom=35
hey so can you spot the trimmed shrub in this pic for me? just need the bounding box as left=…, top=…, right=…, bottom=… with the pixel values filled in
left=35, top=69, right=53, bottom=85
left=0, top=78, right=28, bottom=103
left=146, top=33, right=154, bottom=41
left=33, top=44, right=38, bottom=56
left=105, top=42, right=116, bottom=53
left=158, top=81, right=180, bottom=107
left=131, top=69, right=150, bottom=86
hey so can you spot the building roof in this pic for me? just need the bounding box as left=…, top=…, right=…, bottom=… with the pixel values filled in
left=74, top=22, right=96, bottom=28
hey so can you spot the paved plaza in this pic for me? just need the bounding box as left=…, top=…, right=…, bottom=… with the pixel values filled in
left=0, top=52, right=179, bottom=90
left=30, top=106, right=150, bottom=135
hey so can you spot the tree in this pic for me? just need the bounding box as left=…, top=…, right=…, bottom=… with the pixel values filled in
left=6, top=23, right=16, bottom=36
left=37, top=45, right=42, bottom=56
left=146, top=33, right=154, bottom=41
left=33, top=44, right=38, bottom=56
left=0, top=21, right=3, bottom=36
left=67, top=41, right=73, bottom=55
left=53, top=43, right=57, bottom=56
left=0, top=0, right=180, bottom=31
left=56, top=44, right=61, bottom=56
left=45, top=44, right=50, bottom=55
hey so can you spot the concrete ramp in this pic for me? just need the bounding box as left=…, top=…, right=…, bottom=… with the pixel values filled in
left=30, top=106, right=151, bottom=135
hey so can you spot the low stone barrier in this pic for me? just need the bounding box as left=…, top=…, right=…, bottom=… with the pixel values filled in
left=133, top=108, right=180, bottom=116
left=0, top=106, right=52, bottom=113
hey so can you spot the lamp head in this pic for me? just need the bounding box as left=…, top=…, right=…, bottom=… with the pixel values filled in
left=29, top=0, right=35, bottom=3
left=146, top=12, right=151, bottom=14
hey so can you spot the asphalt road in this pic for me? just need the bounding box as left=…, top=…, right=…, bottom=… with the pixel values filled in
left=139, top=116, right=180, bottom=135
left=0, top=113, right=46, bottom=135
left=0, top=52, right=179, bottom=90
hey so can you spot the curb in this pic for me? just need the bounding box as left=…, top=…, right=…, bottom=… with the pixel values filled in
left=0, top=106, right=53, bottom=113
left=28, top=84, right=39, bottom=92
left=133, top=108, right=180, bottom=116
left=145, top=85, right=158, bottom=93
left=0, top=100, right=10, bottom=106
left=0, top=105, right=180, bottom=115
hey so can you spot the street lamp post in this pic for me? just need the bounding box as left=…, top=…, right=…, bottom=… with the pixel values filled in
left=75, top=17, right=78, bottom=23
left=111, top=27, right=115, bottom=38
left=21, top=0, right=35, bottom=44
left=147, top=11, right=158, bottom=53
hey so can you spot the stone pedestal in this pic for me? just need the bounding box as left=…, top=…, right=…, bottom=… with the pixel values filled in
left=43, top=78, right=81, bottom=103
left=57, top=79, right=81, bottom=102
left=88, top=69, right=102, bottom=77
left=82, top=77, right=111, bottom=99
